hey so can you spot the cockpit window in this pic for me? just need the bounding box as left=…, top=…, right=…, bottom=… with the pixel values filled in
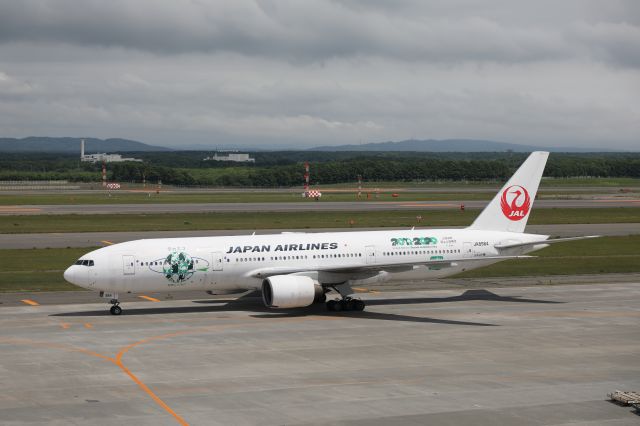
left=76, top=259, right=94, bottom=267
left=82, top=260, right=89, bottom=266
left=75, top=260, right=83, bottom=265
left=88, top=260, right=94, bottom=266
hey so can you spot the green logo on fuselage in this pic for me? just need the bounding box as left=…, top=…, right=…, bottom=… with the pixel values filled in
left=391, top=237, right=438, bottom=246
left=163, top=251, right=195, bottom=283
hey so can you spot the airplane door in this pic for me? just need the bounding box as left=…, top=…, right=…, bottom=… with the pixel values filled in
left=122, top=255, right=135, bottom=275
left=365, top=245, right=376, bottom=264
left=463, top=242, right=472, bottom=258
left=211, top=252, right=224, bottom=271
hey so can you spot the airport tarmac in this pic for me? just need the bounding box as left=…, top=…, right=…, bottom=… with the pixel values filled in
left=1, top=223, right=638, bottom=249
left=0, top=282, right=638, bottom=425
left=0, top=198, right=639, bottom=215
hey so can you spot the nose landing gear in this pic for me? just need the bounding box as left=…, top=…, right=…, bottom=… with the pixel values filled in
left=109, top=299, right=122, bottom=315
left=99, top=292, right=122, bottom=315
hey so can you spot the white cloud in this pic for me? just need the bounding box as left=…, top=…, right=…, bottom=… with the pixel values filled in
left=0, top=0, right=637, bottom=149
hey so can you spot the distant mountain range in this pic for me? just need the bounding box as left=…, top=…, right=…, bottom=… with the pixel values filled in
left=311, top=139, right=605, bottom=152
left=0, top=137, right=622, bottom=153
left=0, top=137, right=171, bottom=153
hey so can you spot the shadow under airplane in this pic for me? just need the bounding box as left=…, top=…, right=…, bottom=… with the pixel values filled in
left=364, top=289, right=564, bottom=307
left=50, top=289, right=561, bottom=326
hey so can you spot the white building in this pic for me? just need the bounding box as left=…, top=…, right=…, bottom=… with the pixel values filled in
left=203, top=152, right=255, bottom=163
left=80, top=140, right=142, bottom=163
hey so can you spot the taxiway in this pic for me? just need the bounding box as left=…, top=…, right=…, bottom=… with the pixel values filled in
left=0, top=198, right=639, bottom=215
left=1, top=282, right=639, bottom=425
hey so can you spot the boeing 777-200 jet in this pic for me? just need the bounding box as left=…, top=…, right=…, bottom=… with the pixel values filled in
left=64, top=152, right=596, bottom=315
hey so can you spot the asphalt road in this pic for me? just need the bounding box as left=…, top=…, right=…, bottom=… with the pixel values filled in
left=1, top=223, right=637, bottom=249
left=0, top=198, right=639, bottom=215
left=1, top=282, right=638, bottom=425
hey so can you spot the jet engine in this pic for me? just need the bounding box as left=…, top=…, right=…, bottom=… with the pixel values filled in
left=261, top=275, right=324, bottom=309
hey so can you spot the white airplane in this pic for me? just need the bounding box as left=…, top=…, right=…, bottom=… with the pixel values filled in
left=64, top=152, right=596, bottom=315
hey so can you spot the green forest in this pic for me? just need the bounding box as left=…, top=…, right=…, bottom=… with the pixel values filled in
left=0, top=151, right=638, bottom=187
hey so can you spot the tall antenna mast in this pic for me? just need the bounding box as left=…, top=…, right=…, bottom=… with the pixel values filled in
left=303, top=161, right=310, bottom=193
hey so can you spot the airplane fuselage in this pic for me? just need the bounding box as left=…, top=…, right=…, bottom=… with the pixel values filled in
left=64, top=228, right=548, bottom=294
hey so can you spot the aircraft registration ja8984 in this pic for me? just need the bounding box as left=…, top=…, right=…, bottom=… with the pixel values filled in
left=64, top=152, right=597, bottom=315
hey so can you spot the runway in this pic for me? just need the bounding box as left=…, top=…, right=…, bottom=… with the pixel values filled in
left=0, top=282, right=638, bottom=425
left=0, top=197, right=639, bottom=215
left=2, top=223, right=638, bottom=249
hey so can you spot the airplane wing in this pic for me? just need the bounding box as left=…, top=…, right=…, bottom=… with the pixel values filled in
left=494, top=235, right=600, bottom=250
left=247, top=255, right=534, bottom=279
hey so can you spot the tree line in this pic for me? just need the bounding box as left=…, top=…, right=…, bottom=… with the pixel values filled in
left=0, top=153, right=638, bottom=186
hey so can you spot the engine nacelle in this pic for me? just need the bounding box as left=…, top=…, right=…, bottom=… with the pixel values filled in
left=261, top=275, right=323, bottom=309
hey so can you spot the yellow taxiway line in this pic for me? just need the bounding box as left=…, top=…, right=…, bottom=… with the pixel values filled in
left=139, top=295, right=161, bottom=302
left=21, top=299, right=39, bottom=306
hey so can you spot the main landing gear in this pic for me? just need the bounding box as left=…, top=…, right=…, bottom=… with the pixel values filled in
left=326, top=297, right=365, bottom=312
left=109, top=299, right=122, bottom=315
left=325, top=285, right=366, bottom=312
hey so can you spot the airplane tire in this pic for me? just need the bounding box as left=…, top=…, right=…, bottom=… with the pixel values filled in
left=110, top=305, right=122, bottom=315
left=353, top=300, right=365, bottom=311
left=344, top=299, right=355, bottom=311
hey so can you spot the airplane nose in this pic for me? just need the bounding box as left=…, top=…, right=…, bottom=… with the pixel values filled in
left=65, top=265, right=92, bottom=289
left=63, top=266, right=76, bottom=284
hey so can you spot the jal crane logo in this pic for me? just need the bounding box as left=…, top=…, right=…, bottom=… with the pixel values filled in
left=500, top=185, right=531, bottom=221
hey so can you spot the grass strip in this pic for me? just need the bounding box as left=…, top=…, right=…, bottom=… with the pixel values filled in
left=1, top=207, right=638, bottom=234
left=0, top=184, right=637, bottom=206
left=0, top=247, right=97, bottom=292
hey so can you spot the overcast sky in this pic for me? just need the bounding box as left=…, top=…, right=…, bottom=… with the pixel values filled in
left=0, top=0, right=638, bottom=150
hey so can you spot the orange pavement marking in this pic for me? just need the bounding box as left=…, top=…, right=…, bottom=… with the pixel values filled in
left=2, top=312, right=346, bottom=425
left=399, top=203, right=459, bottom=207
left=114, top=358, right=190, bottom=425
left=594, top=199, right=640, bottom=203
left=61, top=323, right=71, bottom=329
left=84, top=323, right=93, bottom=329
left=139, top=295, right=161, bottom=302
left=0, top=206, right=42, bottom=213
left=21, top=299, right=39, bottom=306
left=100, top=240, right=114, bottom=245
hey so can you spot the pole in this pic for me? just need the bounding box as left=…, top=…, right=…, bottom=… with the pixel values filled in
left=304, top=161, right=310, bottom=194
